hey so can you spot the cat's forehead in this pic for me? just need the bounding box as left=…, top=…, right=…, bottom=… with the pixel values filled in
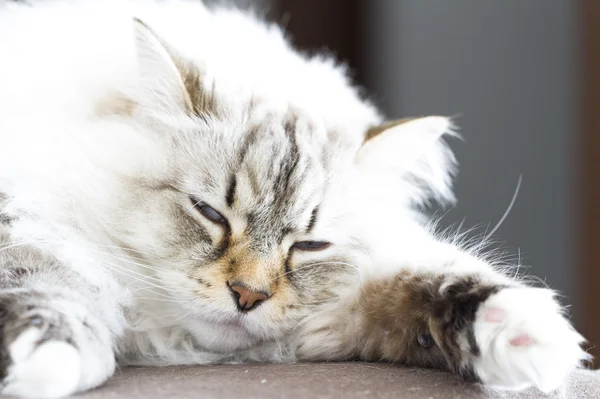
left=228, top=114, right=336, bottom=238
left=240, top=108, right=359, bottom=166
left=239, top=115, right=324, bottom=176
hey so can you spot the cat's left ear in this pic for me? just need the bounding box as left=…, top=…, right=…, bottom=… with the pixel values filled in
left=355, top=116, right=458, bottom=205
left=132, top=18, right=209, bottom=117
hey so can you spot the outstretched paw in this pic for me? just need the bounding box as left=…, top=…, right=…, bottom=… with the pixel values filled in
left=473, top=287, right=589, bottom=393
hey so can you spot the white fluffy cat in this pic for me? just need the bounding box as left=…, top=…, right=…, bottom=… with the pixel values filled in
left=0, top=1, right=589, bottom=398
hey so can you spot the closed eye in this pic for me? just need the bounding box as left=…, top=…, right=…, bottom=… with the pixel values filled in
left=292, top=241, right=331, bottom=251
left=190, top=197, right=227, bottom=225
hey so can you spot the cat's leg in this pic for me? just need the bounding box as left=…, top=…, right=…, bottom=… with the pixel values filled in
left=295, top=239, right=588, bottom=393
left=0, top=244, right=119, bottom=398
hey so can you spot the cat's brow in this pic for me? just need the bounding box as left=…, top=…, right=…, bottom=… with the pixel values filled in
left=275, top=117, right=300, bottom=195
left=237, top=125, right=260, bottom=167
left=225, top=174, right=237, bottom=208
left=306, top=207, right=319, bottom=233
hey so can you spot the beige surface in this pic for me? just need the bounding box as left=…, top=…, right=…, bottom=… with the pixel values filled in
left=75, top=364, right=600, bottom=399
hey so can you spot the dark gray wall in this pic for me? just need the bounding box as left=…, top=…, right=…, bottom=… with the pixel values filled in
left=366, top=1, right=580, bottom=312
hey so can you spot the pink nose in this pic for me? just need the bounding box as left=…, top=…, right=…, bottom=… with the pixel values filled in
left=228, top=283, right=270, bottom=312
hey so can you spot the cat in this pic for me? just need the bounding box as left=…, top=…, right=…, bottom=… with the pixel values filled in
left=0, top=0, right=590, bottom=397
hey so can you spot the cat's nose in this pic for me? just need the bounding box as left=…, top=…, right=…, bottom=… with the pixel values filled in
left=228, top=282, right=270, bottom=312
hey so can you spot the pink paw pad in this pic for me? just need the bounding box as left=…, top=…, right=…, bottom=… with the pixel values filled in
left=484, top=308, right=506, bottom=322
left=509, top=334, right=535, bottom=346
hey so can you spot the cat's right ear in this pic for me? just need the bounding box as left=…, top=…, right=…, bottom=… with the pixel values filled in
left=132, top=18, right=200, bottom=117
left=355, top=116, right=458, bottom=206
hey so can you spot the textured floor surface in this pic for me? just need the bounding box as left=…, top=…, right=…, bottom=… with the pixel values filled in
left=71, top=363, right=600, bottom=399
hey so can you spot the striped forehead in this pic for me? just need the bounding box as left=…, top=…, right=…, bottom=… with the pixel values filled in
left=227, top=117, right=326, bottom=246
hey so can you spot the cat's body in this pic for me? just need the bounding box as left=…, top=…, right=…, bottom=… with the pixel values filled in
left=0, top=1, right=589, bottom=398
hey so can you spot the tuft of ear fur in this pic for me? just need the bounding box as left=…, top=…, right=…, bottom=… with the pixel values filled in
left=356, top=116, right=458, bottom=207
left=132, top=18, right=194, bottom=115
left=132, top=18, right=217, bottom=121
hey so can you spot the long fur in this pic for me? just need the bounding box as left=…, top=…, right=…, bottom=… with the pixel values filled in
left=0, top=1, right=590, bottom=398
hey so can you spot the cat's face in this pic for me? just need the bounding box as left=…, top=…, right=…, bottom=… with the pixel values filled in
left=139, top=115, right=364, bottom=352
left=117, top=115, right=370, bottom=352
left=106, top=20, right=455, bottom=352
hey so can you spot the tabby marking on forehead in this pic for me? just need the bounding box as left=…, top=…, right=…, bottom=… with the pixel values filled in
left=232, top=113, right=323, bottom=247
left=276, top=116, right=301, bottom=197
left=306, top=207, right=319, bottom=233
left=225, top=174, right=237, bottom=208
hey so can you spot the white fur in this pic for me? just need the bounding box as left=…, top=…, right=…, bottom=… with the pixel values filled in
left=3, top=330, right=81, bottom=399
left=473, top=288, right=588, bottom=393
left=0, top=1, right=588, bottom=397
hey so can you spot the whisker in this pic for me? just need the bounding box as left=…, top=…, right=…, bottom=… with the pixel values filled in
left=95, top=261, right=180, bottom=298
left=0, top=239, right=59, bottom=252
left=133, top=297, right=190, bottom=304
left=173, top=308, right=197, bottom=322
left=485, top=175, right=522, bottom=240
left=86, top=247, right=181, bottom=276
left=271, top=261, right=358, bottom=282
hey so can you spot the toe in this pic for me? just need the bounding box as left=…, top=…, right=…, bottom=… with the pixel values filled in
left=509, top=334, right=535, bottom=347
left=484, top=308, right=506, bottom=322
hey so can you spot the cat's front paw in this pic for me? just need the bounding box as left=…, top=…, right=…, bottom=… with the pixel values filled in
left=472, top=287, right=589, bottom=393
left=1, top=309, right=81, bottom=399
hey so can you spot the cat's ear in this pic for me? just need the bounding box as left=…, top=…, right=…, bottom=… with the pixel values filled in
left=355, top=116, right=458, bottom=205
left=132, top=18, right=208, bottom=117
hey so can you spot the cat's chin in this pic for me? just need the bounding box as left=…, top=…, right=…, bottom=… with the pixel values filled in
left=185, top=315, right=264, bottom=353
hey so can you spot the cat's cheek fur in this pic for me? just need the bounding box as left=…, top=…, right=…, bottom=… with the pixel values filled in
left=472, top=288, right=588, bottom=393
